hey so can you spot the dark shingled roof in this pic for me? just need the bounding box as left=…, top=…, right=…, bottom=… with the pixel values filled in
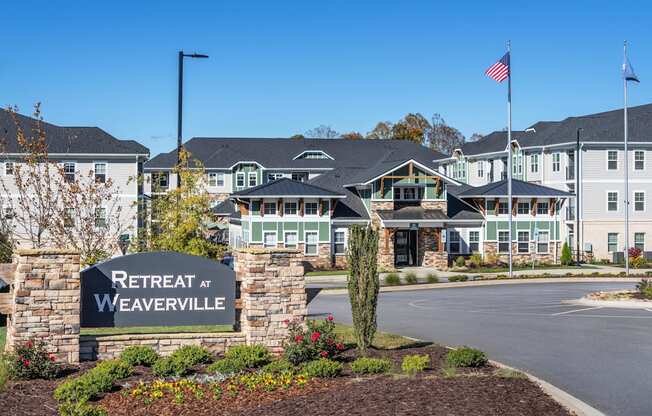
left=231, top=178, right=345, bottom=198
left=458, top=179, right=573, bottom=198
left=212, top=199, right=237, bottom=216
left=376, top=207, right=448, bottom=221
left=0, top=110, right=148, bottom=155
left=307, top=168, right=370, bottom=220
left=447, top=194, right=484, bottom=221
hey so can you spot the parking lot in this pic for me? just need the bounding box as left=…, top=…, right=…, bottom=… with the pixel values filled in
left=310, top=282, right=651, bottom=416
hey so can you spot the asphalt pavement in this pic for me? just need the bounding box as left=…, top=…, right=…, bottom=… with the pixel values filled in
left=309, top=282, right=651, bottom=416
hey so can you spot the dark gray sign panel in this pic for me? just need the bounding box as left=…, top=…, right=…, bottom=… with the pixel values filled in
left=81, top=251, right=235, bottom=328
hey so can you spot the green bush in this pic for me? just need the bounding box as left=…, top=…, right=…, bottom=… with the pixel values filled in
left=468, top=253, right=483, bottom=268
left=54, top=359, right=132, bottom=404
left=6, top=339, right=60, bottom=380
left=93, top=360, right=133, bottom=379
left=384, top=273, right=401, bottom=286
left=446, top=346, right=488, bottom=368
left=350, top=357, right=392, bottom=374
left=447, top=275, right=468, bottom=282
left=261, top=359, right=295, bottom=374
left=171, top=345, right=213, bottom=367
left=0, top=354, right=10, bottom=391
left=283, top=317, right=343, bottom=365
left=120, top=346, right=159, bottom=367
left=561, top=242, right=573, bottom=266
left=401, top=354, right=430, bottom=375
left=206, top=358, right=246, bottom=375
left=58, top=402, right=107, bottom=416
left=152, top=356, right=187, bottom=377
left=426, top=273, right=439, bottom=284
left=637, top=279, right=652, bottom=299
left=404, top=272, right=418, bottom=285
left=454, top=256, right=466, bottom=268
left=302, top=358, right=343, bottom=378
left=224, top=345, right=271, bottom=368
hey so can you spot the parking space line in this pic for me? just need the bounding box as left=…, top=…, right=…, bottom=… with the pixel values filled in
left=551, top=307, right=602, bottom=316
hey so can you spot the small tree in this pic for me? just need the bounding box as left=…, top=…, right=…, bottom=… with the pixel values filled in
left=561, top=242, right=573, bottom=266
left=346, top=225, right=379, bottom=355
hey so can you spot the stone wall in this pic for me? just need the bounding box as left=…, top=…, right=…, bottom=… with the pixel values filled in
left=421, top=200, right=447, bottom=214
left=249, top=242, right=332, bottom=271
left=378, top=228, right=396, bottom=269
left=484, top=241, right=557, bottom=264
left=6, top=249, right=81, bottom=364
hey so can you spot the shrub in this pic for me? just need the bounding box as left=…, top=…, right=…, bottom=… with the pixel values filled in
left=484, top=253, right=499, bottom=266
left=6, top=339, right=60, bottom=380
left=384, top=273, right=401, bottom=286
left=171, top=345, right=213, bottom=367
left=224, top=345, right=271, bottom=368
left=152, top=357, right=186, bottom=377
left=283, top=316, right=344, bottom=365
left=467, top=253, right=482, bottom=268
left=302, top=358, right=342, bottom=378
left=426, top=273, right=439, bottom=284
left=120, top=346, right=159, bottom=367
left=58, top=402, right=107, bottom=416
left=206, top=358, right=246, bottom=375
left=631, top=255, right=646, bottom=269
left=0, top=354, right=9, bottom=391
left=447, top=275, right=468, bottom=282
left=401, top=354, right=430, bottom=375
left=261, top=359, right=295, bottom=374
left=54, top=360, right=132, bottom=404
left=629, top=247, right=643, bottom=259
left=446, top=346, right=488, bottom=368
left=454, top=256, right=466, bottom=268
left=93, top=359, right=133, bottom=380
left=350, top=357, right=392, bottom=374
left=404, top=272, right=418, bottom=285
left=561, top=242, right=573, bottom=266
left=637, top=279, right=652, bottom=299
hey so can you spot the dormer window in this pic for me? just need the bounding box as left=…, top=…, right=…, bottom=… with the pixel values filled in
left=293, top=150, right=334, bottom=160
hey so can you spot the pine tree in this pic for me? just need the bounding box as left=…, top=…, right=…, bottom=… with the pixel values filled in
left=561, top=242, right=573, bottom=266
left=346, top=225, right=380, bottom=355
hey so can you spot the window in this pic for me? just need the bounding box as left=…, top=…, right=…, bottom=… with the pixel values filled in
left=607, top=150, right=618, bottom=170
left=607, top=191, right=618, bottom=212
left=552, top=153, right=560, bottom=172
left=284, top=202, right=297, bottom=215
left=498, top=231, right=510, bottom=253
left=284, top=232, right=297, bottom=248
left=334, top=230, right=346, bottom=255
left=153, top=172, right=169, bottom=190
left=497, top=202, right=508, bottom=215
left=292, top=172, right=308, bottom=182
left=267, top=173, right=283, bottom=182
left=635, top=151, right=645, bottom=171
left=635, top=233, right=645, bottom=251
left=396, top=187, right=424, bottom=200
left=236, top=173, right=245, bottom=188
left=607, top=233, right=618, bottom=252
left=530, top=154, right=539, bottom=173
left=295, top=151, right=331, bottom=160
left=537, top=202, right=549, bottom=215
left=517, top=231, right=529, bottom=253
left=305, top=232, right=318, bottom=255
left=634, top=192, right=645, bottom=212
left=263, top=232, right=277, bottom=248
left=304, top=202, right=318, bottom=216
left=94, top=207, right=106, bottom=228
left=477, top=161, right=484, bottom=178
left=449, top=231, right=460, bottom=253
left=469, top=231, right=480, bottom=253
left=263, top=202, right=277, bottom=215
left=64, top=208, right=75, bottom=228
left=5, top=162, right=13, bottom=176
left=537, top=231, right=549, bottom=254
left=248, top=172, right=257, bottom=187
left=63, top=162, right=76, bottom=183
left=207, top=173, right=224, bottom=187
left=94, top=162, right=106, bottom=183
left=517, top=202, right=530, bottom=215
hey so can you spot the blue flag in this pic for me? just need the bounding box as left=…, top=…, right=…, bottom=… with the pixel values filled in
left=623, top=57, right=640, bottom=83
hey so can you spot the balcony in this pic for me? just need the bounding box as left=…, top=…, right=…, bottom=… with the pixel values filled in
left=565, top=166, right=575, bottom=181
left=566, top=207, right=576, bottom=221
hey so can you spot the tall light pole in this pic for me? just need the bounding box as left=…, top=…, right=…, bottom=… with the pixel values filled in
left=177, top=51, right=209, bottom=188
left=575, top=127, right=582, bottom=266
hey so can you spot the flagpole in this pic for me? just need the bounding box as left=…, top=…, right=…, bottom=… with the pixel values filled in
left=624, top=40, right=630, bottom=275
left=507, top=40, right=513, bottom=279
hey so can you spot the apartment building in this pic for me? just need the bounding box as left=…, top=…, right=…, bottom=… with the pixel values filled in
left=439, top=103, right=652, bottom=261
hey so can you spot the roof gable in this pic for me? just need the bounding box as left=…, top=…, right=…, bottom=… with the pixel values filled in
left=231, top=178, right=345, bottom=198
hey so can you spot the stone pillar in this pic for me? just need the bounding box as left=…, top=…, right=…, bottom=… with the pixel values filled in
left=7, top=249, right=81, bottom=363
left=235, top=248, right=306, bottom=354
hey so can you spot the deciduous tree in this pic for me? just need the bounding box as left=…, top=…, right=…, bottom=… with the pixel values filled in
left=304, top=125, right=340, bottom=139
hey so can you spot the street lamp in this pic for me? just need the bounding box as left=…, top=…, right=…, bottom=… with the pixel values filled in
left=575, top=127, right=582, bottom=266
left=177, top=51, right=209, bottom=188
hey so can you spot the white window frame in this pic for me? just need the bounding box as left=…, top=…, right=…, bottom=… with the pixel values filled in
left=517, top=202, right=530, bottom=215
left=498, top=231, right=510, bottom=253
left=607, top=233, right=618, bottom=253
left=635, top=232, right=645, bottom=251
left=607, top=150, right=618, bottom=170
left=477, top=161, right=484, bottom=178
left=263, top=202, right=277, bottom=216
left=497, top=202, right=509, bottom=215
left=248, top=172, right=257, bottom=187
left=284, top=231, right=298, bottom=248
left=537, top=202, right=549, bottom=215
left=634, top=150, right=645, bottom=171
left=263, top=231, right=277, bottom=248
left=267, top=173, right=284, bottom=182
left=634, top=191, right=645, bottom=212
left=63, top=161, right=76, bottom=183
left=517, top=231, right=530, bottom=253
left=64, top=207, right=75, bottom=228
left=469, top=231, right=480, bottom=253
left=536, top=231, right=549, bottom=254
left=607, top=191, right=618, bottom=212
left=93, top=161, right=107, bottom=183
left=94, top=207, right=107, bottom=228
left=4, top=161, right=14, bottom=176
left=284, top=201, right=298, bottom=216
left=304, top=231, right=318, bottom=256
left=333, top=229, right=347, bottom=256
left=552, top=153, right=560, bottom=172
left=236, top=172, right=245, bottom=188
left=304, top=201, right=319, bottom=216
left=530, top=154, right=539, bottom=174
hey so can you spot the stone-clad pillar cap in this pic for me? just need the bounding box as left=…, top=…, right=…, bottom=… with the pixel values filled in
left=234, top=248, right=301, bottom=255
left=16, top=248, right=81, bottom=256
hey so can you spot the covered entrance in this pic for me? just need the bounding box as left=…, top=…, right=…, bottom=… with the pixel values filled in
left=395, top=229, right=418, bottom=267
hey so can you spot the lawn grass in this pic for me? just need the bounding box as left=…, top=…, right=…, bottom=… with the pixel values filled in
left=461, top=264, right=596, bottom=273
left=306, top=270, right=349, bottom=276
left=80, top=324, right=233, bottom=337
left=0, top=326, right=5, bottom=350
left=331, top=323, right=418, bottom=350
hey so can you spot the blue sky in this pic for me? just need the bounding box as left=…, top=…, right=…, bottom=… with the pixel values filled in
left=3, top=1, right=652, bottom=156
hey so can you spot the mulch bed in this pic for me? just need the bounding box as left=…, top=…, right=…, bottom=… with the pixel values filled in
left=0, top=345, right=572, bottom=416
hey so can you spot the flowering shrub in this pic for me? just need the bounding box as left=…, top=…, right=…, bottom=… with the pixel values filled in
left=7, top=339, right=59, bottom=380
left=629, top=247, right=643, bottom=259
left=629, top=247, right=646, bottom=269
left=283, top=316, right=345, bottom=365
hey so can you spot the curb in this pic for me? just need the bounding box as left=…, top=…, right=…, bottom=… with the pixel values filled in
left=563, top=297, right=652, bottom=310
left=318, top=277, right=639, bottom=295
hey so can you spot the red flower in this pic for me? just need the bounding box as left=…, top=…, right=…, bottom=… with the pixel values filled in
left=327, top=315, right=334, bottom=321
left=294, top=335, right=304, bottom=343
left=336, top=343, right=345, bottom=351
left=25, top=341, right=33, bottom=348
left=49, top=354, right=56, bottom=362
left=320, top=351, right=329, bottom=358
left=283, top=319, right=290, bottom=325
left=22, top=359, right=30, bottom=367
left=310, top=332, right=321, bottom=343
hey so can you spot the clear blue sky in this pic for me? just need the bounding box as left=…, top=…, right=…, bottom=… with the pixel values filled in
left=3, top=1, right=651, bottom=156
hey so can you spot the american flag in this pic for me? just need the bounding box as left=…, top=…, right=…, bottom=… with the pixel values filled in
left=485, top=52, right=510, bottom=83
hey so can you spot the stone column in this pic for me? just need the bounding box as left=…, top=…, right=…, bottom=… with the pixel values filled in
left=7, top=249, right=81, bottom=363
left=235, top=248, right=306, bottom=354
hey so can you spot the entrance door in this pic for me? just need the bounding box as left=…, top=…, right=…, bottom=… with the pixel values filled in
left=395, top=230, right=418, bottom=267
